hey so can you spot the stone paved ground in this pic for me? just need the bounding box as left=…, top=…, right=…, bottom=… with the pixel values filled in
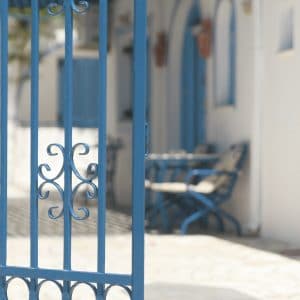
left=6, top=196, right=300, bottom=299
left=7, top=196, right=132, bottom=236
left=5, top=235, right=300, bottom=300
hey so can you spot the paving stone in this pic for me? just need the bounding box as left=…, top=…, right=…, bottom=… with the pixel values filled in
left=5, top=235, right=300, bottom=299
left=7, top=197, right=132, bottom=236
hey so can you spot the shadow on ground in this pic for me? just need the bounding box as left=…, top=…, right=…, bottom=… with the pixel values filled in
left=145, top=283, right=259, bottom=300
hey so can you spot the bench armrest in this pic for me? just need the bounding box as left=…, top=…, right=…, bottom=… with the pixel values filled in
left=185, top=169, right=239, bottom=184
left=185, top=169, right=219, bottom=183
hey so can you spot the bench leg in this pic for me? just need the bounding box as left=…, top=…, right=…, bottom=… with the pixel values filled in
left=213, top=211, right=225, bottom=233
left=155, top=192, right=171, bottom=232
left=217, top=208, right=242, bottom=236
left=180, top=208, right=210, bottom=235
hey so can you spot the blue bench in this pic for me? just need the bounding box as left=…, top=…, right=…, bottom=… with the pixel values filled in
left=146, top=143, right=248, bottom=235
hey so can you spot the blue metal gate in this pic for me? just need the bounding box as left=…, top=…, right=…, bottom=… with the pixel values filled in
left=0, top=0, right=147, bottom=299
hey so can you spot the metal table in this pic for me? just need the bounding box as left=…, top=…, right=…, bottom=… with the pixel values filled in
left=145, top=152, right=219, bottom=231
left=146, top=152, right=219, bottom=181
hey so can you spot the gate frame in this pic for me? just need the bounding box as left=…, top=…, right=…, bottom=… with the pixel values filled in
left=0, top=0, right=147, bottom=299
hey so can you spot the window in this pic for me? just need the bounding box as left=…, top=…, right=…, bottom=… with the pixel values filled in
left=279, top=6, right=294, bottom=52
left=58, top=58, right=99, bottom=127
left=214, top=0, right=236, bottom=106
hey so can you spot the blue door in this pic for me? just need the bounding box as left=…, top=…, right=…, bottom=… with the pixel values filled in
left=181, top=4, right=206, bottom=152
left=59, top=58, right=100, bottom=127
left=1, top=1, right=147, bottom=299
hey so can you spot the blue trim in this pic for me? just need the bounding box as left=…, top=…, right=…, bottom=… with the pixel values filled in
left=62, top=2, right=73, bottom=299
left=213, top=0, right=237, bottom=106
left=29, top=1, right=40, bottom=297
left=58, top=58, right=100, bottom=128
left=0, top=1, right=9, bottom=298
left=8, top=0, right=97, bottom=8
left=230, top=0, right=236, bottom=105
left=97, top=1, right=108, bottom=299
left=132, top=0, right=147, bottom=299
left=180, top=1, right=206, bottom=152
left=0, top=266, right=132, bottom=285
left=0, top=0, right=146, bottom=298
left=146, top=37, right=152, bottom=153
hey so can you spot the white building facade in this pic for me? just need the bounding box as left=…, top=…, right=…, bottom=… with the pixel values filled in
left=9, top=0, right=300, bottom=245
left=107, top=0, right=300, bottom=245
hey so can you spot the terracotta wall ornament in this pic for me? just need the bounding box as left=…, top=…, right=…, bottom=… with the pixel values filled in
left=242, top=0, right=252, bottom=15
left=154, top=31, right=168, bottom=67
left=196, top=19, right=212, bottom=59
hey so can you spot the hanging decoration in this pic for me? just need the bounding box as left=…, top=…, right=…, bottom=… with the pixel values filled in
left=242, top=0, right=252, bottom=15
left=154, top=31, right=168, bottom=67
left=196, top=19, right=212, bottom=59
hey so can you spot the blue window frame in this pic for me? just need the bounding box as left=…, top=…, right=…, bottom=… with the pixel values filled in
left=58, top=58, right=99, bottom=127
left=278, top=6, right=294, bottom=52
left=214, top=0, right=236, bottom=106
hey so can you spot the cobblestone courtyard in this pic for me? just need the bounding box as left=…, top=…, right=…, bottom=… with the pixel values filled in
left=5, top=234, right=300, bottom=299
left=7, top=196, right=132, bottom=236
left=3, top=196, right=300, bottom=299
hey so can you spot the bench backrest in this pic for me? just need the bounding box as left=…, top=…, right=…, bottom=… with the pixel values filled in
left=196, top=143, right=248, bottom=194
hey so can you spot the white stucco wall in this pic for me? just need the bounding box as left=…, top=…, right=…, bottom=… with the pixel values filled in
left=204, top=1, right=258, bottom=232
left=164, top=0, right=260, bottom=232
left=113, top=0, right=178, bottom=205
left=261, top=0, right=300, bottom=245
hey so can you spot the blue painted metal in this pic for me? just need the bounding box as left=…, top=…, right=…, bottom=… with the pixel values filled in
left=213, top=0, right=236, bottom=106
left=229, top=1, right=237, bottom=105
left=97, top=0, right=108, bottom=298
left=0, top=0, right=9, bottom=298
left=62, top=2, right=74, bottom=298
left=181, top=1, right=206, bottom=152
left=132, top=1, right=147, bottom=299
left=0, top=0, right=147, bottom=298
left=146, top=38, right=151, bottom=154
left=145, top=153, right=219, bottom=232
left=9, top=0, right=99, bottom=8
left=29, top=0, right=40, bottom=298
left=58, top=58, right=100, bottom=127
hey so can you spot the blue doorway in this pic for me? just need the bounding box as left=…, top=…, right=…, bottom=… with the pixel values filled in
left=181, top=3, right=206, bottom=152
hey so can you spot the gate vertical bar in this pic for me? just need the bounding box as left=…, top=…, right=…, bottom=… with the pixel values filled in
left=132, top=0, right=147, bottom=299
left=0, top=0, right=8, bottom=297
left=97, top=0, right=108, bottom=299
left=29, top=0, right=40, bottom=298
left=63, top=1, right=73, bottom=299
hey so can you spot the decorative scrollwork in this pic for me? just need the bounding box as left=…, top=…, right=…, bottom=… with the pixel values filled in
left=47, top=1, right=64, bottom=16
left=71, top=0, right=90, bottom=14
left=47, top=0, right=90, bottom=16
left=6, top=277, right=30, bottom=289
left=71, top=282, right=97, bottom=296
left=105, top=284, right=132, bottom=299
left=38, top=143, right=98, bottom=221
left=38, top=181, right=65, bottom=219
left=38, top=279, right=63, bottom=294
left=4, top=278, right=132, bottom=299
left=71, top=143, right=98, bottom=182
left=38, top=144, right=65, bottom=220
left=69, top=143, right=98, bottom=221
left=39, top=143, right=65, bottom=182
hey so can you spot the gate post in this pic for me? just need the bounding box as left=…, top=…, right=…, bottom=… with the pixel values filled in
left=132, top=0, right=147, bottom=300
left=0, top=0, right=8, bottom=298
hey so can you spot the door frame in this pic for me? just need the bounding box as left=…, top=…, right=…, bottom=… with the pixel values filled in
left=180, top=2, right=206, bottom=151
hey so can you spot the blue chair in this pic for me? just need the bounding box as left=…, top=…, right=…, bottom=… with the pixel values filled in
left=147, top=143, right=248, bottom=235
